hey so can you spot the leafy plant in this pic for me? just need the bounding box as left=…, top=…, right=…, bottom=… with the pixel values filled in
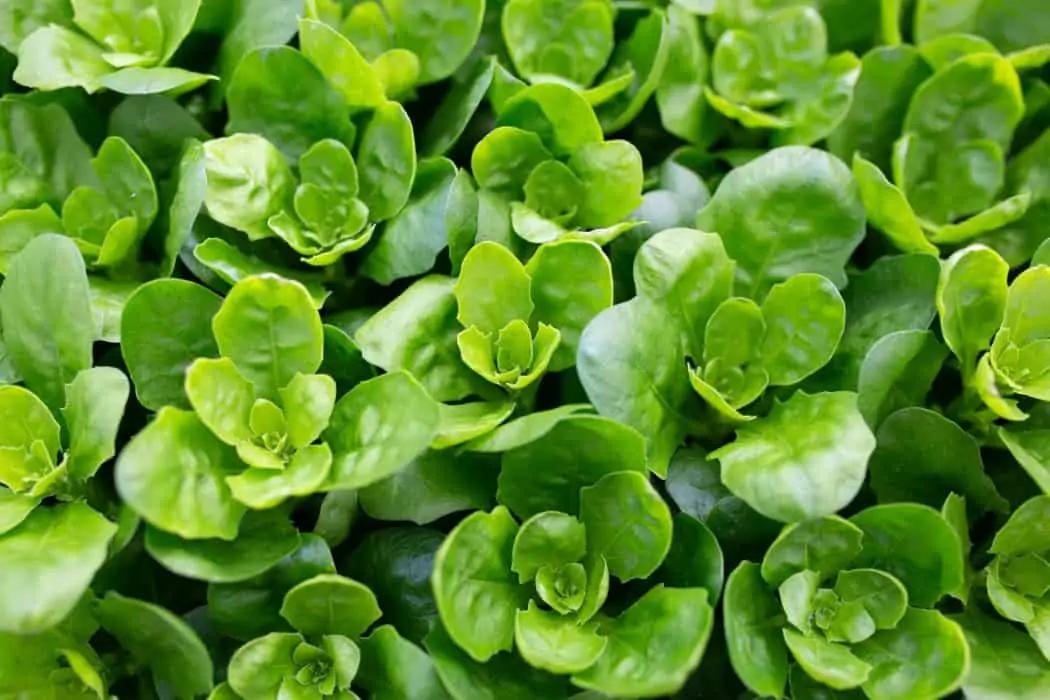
left=725, top=507, right=970, bottom=699
left=11, top=0, right=213, bottom=95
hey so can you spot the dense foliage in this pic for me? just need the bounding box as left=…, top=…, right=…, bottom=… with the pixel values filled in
left=1, top=0, right=1050, bottom=698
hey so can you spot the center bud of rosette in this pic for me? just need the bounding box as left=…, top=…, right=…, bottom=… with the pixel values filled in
left=458, top=320, right=561, bottom=392
left=535, top=562, right=587, bottom=615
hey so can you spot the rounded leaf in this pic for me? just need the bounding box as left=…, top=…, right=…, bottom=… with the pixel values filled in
left=713, top=391, right=876, bottom=523
left=96, top=593, right=214, bottom=698
left=431, top=507, right=525, bottom=663
left=579, top=471, right=673, bottom=582
left=498, top=415, right=647, bottom=519
left=850, top=504, right=966, bottom=608
left=323, top=372, right=440, bottom=490
left=116, top=407, right=245, bottom=540
left=511, top=511, right=587, bottom=583
left=724, top=562, right=789, bottom=699
left=212, top=275, right=324, bottom=400
left=0, top=503, right=115, bottom=634
left=572, top=585, right=714, bottom=698
left=280, top=574, right=382, bottom=638
left=853, top=609, right=970, bottom=700
left=514, top=601, right=606, bottom=675
left=760, top=274, right=846, bottom=386
left=144, top=510, right=300, bottom=583
left=696, top=147, right=865, bottom=297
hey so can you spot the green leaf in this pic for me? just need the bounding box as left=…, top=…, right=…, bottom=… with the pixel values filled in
left=431, top=401, right=515, bottom=450
left=425, top=622, right=570, bottom=700
left=359, top=449, right=496, bottom=525
left=299, top=18, right=385, bottom=109
left=432, top=506, right=526, bottom=663
left=280, top=373, right=336, bottom=448
left=850, top=504, right=965, bottom=608
left=990, top=495, right=1050, bottom=556
left=225, top=443, right=333, bottom=509
left=212, top=275, right=324, bottom=400
left=0, top=385, right=61, bottom=485
left=207, top=533, right=336, bottom=641
left=515, top=601, right=606, bottom=674
left=96, top=593, right=214, bottom=698
left=816, top=253, right=940, bottom=389
left=502, top=0, right=614, bottom=86
left=927, top=192, right=1032, bottom=245
left=657, top=6, right=711, bottom=145
left=594, top=9, right=673, bottom=133
left=867, top=408, right=1008, bottom=513
left=0, top=0, right=72, bottom=54
left=853, top=609, right=969, bottom=700
left=0, top=487, right=37, bottom=535
left=120, top=279, right=222, bottom=411
left=511, top=511, right=587, bottom=583
left=498, top=415, right=647, bottom=519
left=0, top=503, right=115, bottom=634
left=498, top=83, right=604, bottom=157
left=784, top=629, right=871, bottom=691
left=937, top=245, right=1009, bottom=374
left=900, top=54, right=1023, bottom=223
left=834, top=569, right=908, bottom=630
left=193, top=238, right=330, bottom=308
left=356, top=101, right=417, bottom=222
left=280, top=574, right=381, bottom=638
left=462, top=404, right=592, bottom=453
left=144, top=510, right=300, bottom=583
left=760, top=274, right=846, bottom=385
left=991, top=266, right=1050, bottom=400
left=525, top=239, right=613, bottom=372
left=956, top=608, right=1050, bottom=699
left=421, top=57, right=496, bottom=157
left=0, top=99, right=97, bottom=214
left=857, top=330, right=948, bottom=428
left=324, top=372, right=440, bottom=490
left=96, top=66, right=216, bottom=96
left=360, top=158, right=465, bottom=286
left=0, top=205, right=63, bottom=275
left=382, top=0, right=485, bottom=84
left=999, top=429, right=1050, bottom=494
left=574, top=585, right=713, bottom=697
left=202, top=134, right=295, bottom=240
left=566, top=140, right=644, bottom=229
left=852, top=154, right=937, bottom=255
left=657, top=513, right=725, bottom=602
left=696, top=146, right=864, bottom=297
left=0, top=234, right=94, bottom=412
left=62, top=367, right=129, bottom=481
left=115, top=407, right=245, bottom=540
left=712, top=391, right=876, bottom=523
left=579, top=471, right=673, bottom=582
left=227, top=632, right=302, bottom=699
left=355, top=275, right=491, bottom=402
left=13, top=25, right=110, bottom=93
left=761, top=516, right=864, bottom=587
left=724, top=562, right=789, bottom=699
left=357, top=625, right=451, bottom=700
left=226, top=46, right=351, bottom=162
left=92, top=136, right=157, bottom=235
left=471, top=127, right=552, bottom=196
left=455, top=241, right=533, bottom=333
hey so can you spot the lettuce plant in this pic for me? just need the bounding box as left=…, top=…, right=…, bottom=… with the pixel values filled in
left=726, top=507, right=970, bottom=699
left=11, top=0, right=212, bottom=95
